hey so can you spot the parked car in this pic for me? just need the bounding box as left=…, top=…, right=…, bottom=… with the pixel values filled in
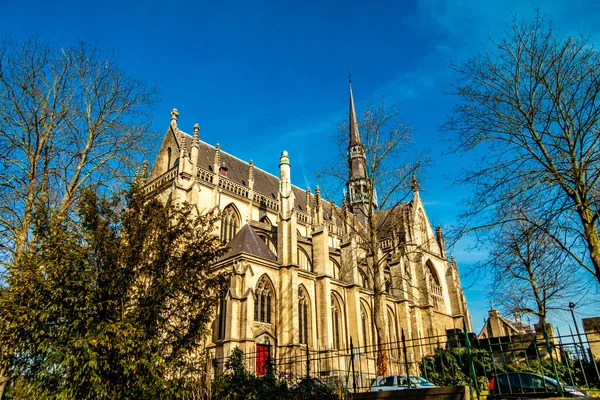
left=371, top=375, right=438, bottom=392
left=488, top=372, right=588, bottom=399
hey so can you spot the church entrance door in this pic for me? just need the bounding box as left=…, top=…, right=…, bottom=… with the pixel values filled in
left=255, top=344, right=269, bottom=376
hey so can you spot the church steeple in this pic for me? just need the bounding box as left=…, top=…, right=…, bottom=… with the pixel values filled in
left=349, top=79, right=361, bottom=149
left=346, top=77, right=376, bottom=226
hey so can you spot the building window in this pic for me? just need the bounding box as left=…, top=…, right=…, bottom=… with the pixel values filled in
left=329, top=258, right=341, bottom=280
left=361, top=311, right=369, bottom=347
left=298, top=286, right=310, bottom=344
left=384, top=270, right=392, bottom=293
left=426, top=261, right=444, bottom=311
left=254, top=275, right=274, bottom=324
left=298, top=247, right=312, bottom=271
left=358, top=268, right=370, bottom=289
left=331, top=294, right=343, bottom=349
left=166, top=147, right=172, bottom=169
left=258, top=234, right=277, bottom=257
left=217, top=288, right=228, bottom=340
left=387, top=308, right=398, bottom=356
left=220, top=204, right=240, bottom=243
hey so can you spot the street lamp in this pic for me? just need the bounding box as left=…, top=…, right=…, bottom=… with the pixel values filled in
left=568, top=302, right=587, bottom=363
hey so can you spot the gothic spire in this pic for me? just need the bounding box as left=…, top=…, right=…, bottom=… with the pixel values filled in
left=349, top=74, right=362, bottom=149
left=345, top=76, right=374, bottom=226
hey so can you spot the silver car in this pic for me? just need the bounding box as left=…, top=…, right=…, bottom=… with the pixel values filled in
left=371, top=375, right=438, bottom=392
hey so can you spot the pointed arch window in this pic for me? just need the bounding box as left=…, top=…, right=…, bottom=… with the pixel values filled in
left=329, top=258, right=341, bottom=280
left=358, top=268, right=370, bottom=289
left=217, top=288, right=228, bottom=340
left=298, top=247, right=312, bottom=272
left=387, top=308, right=398, bottom=356
left=298, top=286, right=310, bottom=344
left=258, top=233, right=277, bottom=257
left=220, top=205, right=240, bottom=243
left=426, top=261, right=444, bottom=311
left=166, top=147, right=172, bottom=170
left=360, top=303, right=372, bottom=348
left=254, top=275, right=274, bottom=324
left=384, top=270, right=392, bottom=293
left=331, top=294, right=344, bottom=349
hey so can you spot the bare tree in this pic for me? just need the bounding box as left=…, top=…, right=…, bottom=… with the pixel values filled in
left=444, top=14, right=600, bottom=286
left=319, top=93, right=429, bottom=375
left=0, top=36, right=157, bottom=397
left=0, top=36, right=157, bottom=267
left=483, top=207, right=588, bottom=324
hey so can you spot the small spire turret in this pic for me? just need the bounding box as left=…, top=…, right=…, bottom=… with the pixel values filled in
left=192, top=123, right=200, bottom=147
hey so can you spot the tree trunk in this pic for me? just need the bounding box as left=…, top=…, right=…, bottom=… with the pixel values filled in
left=577, top=204, right=600, bottom=286
left=373, top=287, right=388, bottom=376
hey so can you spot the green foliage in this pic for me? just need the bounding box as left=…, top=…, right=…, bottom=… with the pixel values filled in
left=212, top=348, right=340, bottom=400
left=290, top=377, right=340, bottom=400
left=420, top=347, right=493, bottom=390
left=421, top=345, right=600, bottom=391
left=0, top=183, right=227, bottom=399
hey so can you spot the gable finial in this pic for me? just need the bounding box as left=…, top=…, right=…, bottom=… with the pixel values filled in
left=411, top=175, right=420, bottom=192
left=170, top=108, right=179, bottom=128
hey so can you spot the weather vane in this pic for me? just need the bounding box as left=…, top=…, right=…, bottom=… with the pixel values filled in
left=348, top=67, right=352, bottom=84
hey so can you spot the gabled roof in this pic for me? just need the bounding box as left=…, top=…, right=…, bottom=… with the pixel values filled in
left=218, top=224, right=277, bottom=263
left=170, top=129, right=414, bottom=232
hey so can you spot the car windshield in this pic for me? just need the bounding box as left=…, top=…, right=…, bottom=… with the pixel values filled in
left=543, top=376, right=562, bottom=386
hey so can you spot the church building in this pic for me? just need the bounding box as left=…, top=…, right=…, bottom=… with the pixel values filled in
left=144, top=84, right=471, bottom=379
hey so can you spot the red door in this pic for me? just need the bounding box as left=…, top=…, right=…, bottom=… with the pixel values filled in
left=256, top=344, right=269, bottom=376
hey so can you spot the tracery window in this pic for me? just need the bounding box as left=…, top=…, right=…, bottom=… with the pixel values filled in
left=220, top=204, right=240, bottom=243
left=426, top=261, right=444, bottom=311
left=254, top=275, right=274, bottom=324
left=298, top=286, right=310, bottom=344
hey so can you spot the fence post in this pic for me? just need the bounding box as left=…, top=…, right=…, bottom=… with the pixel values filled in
left=401, top=328, right=411, bottom=388
left=569, top=302, right=588, bottom=363
left=305, top=344, right=310, bottom=379
left=463, top=322, right=478, bottom=400
left=350, top=338, right=357, bottom=393
left=344, top=337, right=354, bottom=398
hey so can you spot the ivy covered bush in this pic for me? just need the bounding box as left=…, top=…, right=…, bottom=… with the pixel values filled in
left=212, top=348, right=340, bottom=400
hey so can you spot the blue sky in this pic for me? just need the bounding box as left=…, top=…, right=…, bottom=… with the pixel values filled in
left=2, top=0, right=599, bottom=332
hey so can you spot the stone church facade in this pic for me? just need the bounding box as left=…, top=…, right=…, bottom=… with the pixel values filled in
left=144, top=85, right=471, bottom=378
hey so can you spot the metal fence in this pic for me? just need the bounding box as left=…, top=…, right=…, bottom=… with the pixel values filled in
left=210, top=323, right=600, bottom=397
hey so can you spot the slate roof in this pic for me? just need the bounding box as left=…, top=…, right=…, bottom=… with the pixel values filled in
left=218, top=224, right=278, bottom=263
left=178, top=132, right=344, bottom=225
